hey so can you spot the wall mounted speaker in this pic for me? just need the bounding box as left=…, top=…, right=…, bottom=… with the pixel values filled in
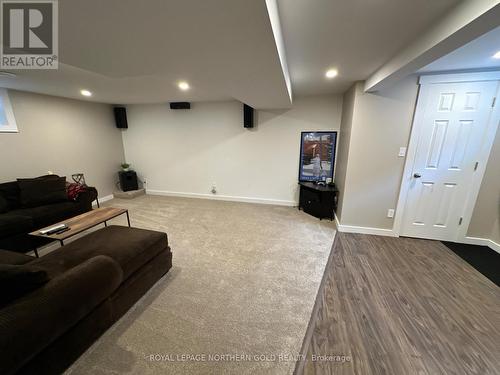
left=114, top=107, right=128, bottom=129
left=170, top=102, right=191, bottom=109
left=243, top=104, right=254, bottom=128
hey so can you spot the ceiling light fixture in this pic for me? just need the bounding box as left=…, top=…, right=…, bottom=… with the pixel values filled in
left=325, top=69, right=338, bottom=79
left=178, top=81, right=190, bottom=91
left=493, top=51, right=500, bottom=59
left=80, top=89, right=92, bottom=97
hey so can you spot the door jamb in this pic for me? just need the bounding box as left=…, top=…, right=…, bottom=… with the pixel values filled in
left=393, top=72, right=500, bottom=242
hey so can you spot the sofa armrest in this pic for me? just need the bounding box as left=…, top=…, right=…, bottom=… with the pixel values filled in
left=0, top=249, right=35, bottom=265
left=75, top=186, right=98, bottom=211
left=0, top=255, right=123, bottom=375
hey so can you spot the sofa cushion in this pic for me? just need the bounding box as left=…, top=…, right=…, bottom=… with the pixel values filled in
left=9, top=202, right=82, bottom=229
left=0, top=256, right=123, bottom=375
left=0, top=196, right=8, bottom=213
left=0, top=264, right=49, bottom=307
left=31, top=226, right=168, bottom=280
left=0, top=181, right=21, bottom=210
left=0, top=214, right=33, bottom=238
left=17, top=177, right=68, bottom=207
left=0, top=249, right=35, bottom=265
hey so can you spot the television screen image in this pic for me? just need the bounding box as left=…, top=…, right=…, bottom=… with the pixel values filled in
left=299, top=131, right=337, bottom=182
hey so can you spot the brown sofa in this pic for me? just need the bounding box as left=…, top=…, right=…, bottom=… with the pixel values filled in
left=0, top=225, right=172, bottom=375
left=0, top=175, right=98, bottom=253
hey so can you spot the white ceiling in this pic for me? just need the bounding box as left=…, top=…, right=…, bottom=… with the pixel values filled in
left=277, top=0, right=462, bottom=96
left=0, top=0, right=469, bottom=107
left=419, top=26, right=500, bottom=73
left=0, top=0, right=291, bottom=109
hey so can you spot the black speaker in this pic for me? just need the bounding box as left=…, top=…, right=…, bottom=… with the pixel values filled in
left=114, top=107, right=128, bottom=129
left=243, top=104, right=254, bottom=128
left=170, top=102, right=191, bottom=109
left=118, top=171, right=138, bottom=192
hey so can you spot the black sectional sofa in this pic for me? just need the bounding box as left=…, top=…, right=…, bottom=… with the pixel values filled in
left=0, top=175, right=97, bottom=253
left=0, top=225, right=172, bottom=375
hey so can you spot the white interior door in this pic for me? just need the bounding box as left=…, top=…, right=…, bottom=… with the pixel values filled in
left=400, top=80, right=498, bottom=241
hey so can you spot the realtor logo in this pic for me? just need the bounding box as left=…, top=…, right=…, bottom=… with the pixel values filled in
left=1, top=0, right=58, bottom=69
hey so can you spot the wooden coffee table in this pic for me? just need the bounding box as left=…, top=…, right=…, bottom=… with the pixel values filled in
left=30, top=207, right=130, bottom=256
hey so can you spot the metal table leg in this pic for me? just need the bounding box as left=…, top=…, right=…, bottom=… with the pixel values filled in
left=126, top=210, right=131, bottom=227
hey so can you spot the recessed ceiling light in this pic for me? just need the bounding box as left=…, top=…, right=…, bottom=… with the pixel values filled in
left=80, top=89, right=92, bottom=97
left=493, top=51, right=500, bottom=59
left=325, top=69, right=338, bottom=79
left=178, top=81, right=190, bottom=91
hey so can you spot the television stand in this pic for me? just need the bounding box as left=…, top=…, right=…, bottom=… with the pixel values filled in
left=298, top=182, right=338, bottom=221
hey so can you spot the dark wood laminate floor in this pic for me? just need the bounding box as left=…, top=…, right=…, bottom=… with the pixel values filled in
left=301, top=233, right=500, bottom=375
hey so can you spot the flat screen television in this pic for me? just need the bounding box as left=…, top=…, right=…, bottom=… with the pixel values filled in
left=298, top=131, right=337, bottom=182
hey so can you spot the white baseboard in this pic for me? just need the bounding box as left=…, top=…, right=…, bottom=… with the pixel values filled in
left=93, top=194, right=114, bottom=207
left=333, top=214, right=499, bottom=251
left=462, top=236, right=489, bottom=246
left=463, top=236, right=500, bottom=254
left=146, top=189, right=296, bottom=207
left=337, top=224, right=397, bottom=237
left=334, top=212, right=397, bottom=237
left=490, top=240, right=500, bottom=254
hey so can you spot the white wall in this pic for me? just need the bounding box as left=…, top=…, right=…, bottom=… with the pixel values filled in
left=337, top=75, right=499, bottom=246
left=335, top=85, right=356, bottom=220
left=336, top=77, right=419, bottom=229
left=468, top=127, right=500, bottom=244
left=122, top=95, right=342, bottom=205
left=1, top=90, right=125, bottom=197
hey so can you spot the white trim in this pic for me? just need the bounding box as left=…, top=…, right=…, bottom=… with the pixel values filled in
left=488, top=239, right=500, bottom=254
left=334, top=212, right=341, bottom=229
left=146, top=189, right=296, bottom=207
left=393, top=83, right=426, bottom=237
left=337, top=224, right=397, bottom=237
left=462, top=236, right=500, bottom=254
left=461, top=236, right=489, bottom=246
left=394, top=73, right=500, bottom=243
left=419, top=71, right=500, bottom=85
left=456, top=83, right=500, bottom=242
left=93, top=194, right=114, bottom=207
left=334, top=212, right=397, bottom=237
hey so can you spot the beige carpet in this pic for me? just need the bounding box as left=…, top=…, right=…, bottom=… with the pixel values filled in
left=64, top=195, right=336, bottom=375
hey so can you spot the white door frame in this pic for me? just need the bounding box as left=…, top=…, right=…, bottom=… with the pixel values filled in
left=393, top=71, right=500, bottom=242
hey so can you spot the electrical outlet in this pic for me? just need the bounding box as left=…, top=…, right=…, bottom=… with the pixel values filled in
left=143, top=178, right=148, bottom=185
left=387, top=209, right=395, bottom=218
left=211, top=183, right=217, bottom=194
left=398, top=147, right=407, bottom=157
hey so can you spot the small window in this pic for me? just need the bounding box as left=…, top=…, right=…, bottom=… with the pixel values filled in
left=0, top=89, right=18, bottom=133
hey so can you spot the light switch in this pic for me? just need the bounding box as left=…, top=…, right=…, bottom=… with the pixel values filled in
left=398, top=147, right=406, bottom=157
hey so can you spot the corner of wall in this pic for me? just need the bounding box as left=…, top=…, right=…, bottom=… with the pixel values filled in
left=334, top=83, right=359, bottom=222
left=335, top=77, right=419, bottom=230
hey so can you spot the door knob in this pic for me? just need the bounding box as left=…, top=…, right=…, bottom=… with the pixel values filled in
left=413, top=173, right=421, bottom=178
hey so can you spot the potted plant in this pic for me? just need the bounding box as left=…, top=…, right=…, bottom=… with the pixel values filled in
left=121, top=163, right=131, bottom=172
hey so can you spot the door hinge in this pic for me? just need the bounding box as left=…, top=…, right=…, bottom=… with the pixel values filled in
left=459, top=217, right=463, bottom=225
left=474, top=161, right=479, bottom=171
left=492, top=97, right=497, bottom=108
